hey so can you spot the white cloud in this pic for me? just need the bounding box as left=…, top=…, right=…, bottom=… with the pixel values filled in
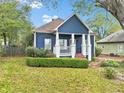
left=53, top=15, right=59, bottom=19
left=30, top=1, right=43, bottom=9
left=18, top=0, right=29, bottom=4
left=18, top=0, right=43, bottom=9
left=42, top=14, right=50, bottom=19
left=42, top=14, right=58, bottom=23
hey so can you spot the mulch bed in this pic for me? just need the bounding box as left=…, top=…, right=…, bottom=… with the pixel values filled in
left=89, top=55, right=124, bottom=68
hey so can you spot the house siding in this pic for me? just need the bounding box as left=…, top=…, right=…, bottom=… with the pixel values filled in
left=97, top=43, right=124, bottom=56
left=36, top=32, right=95, bottom=57
left=35, top=15, right=95, bottom=58
left=36, top=33, right=55, bottom=50
left=58, top=15, right=89, bottom=34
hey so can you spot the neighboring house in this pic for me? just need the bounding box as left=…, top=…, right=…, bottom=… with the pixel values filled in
left=34, top=14, right=95, bottom=61
left=97, top=30, right=124, bottom=56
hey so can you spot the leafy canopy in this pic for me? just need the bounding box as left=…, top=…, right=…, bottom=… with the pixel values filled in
left=0, top=1, right=32, bottom=46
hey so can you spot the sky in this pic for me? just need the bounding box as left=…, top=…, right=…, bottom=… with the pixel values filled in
left=24, top=0, right=113, bottom=28
left=30, top=0, right=74, bottom=27
left=2, top=0, right=119, bottom=28
left=28, top=0, right=103, bottom=28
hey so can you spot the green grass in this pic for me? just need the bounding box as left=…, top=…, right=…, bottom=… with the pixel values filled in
left=0, top=57, right=124, bottom=93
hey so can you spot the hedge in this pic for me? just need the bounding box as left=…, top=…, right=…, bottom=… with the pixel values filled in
left=26, top=58, right=89, bottom=68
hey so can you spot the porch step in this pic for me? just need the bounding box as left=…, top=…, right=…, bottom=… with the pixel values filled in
left=75, top=53, right=84, bottom=59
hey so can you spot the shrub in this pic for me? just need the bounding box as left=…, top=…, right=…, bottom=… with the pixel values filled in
left=101, top=60, right=120, bottom=67
left=0, top=47, right=6, bottom=57
left=92, top=57, right=96, bottom=61
left=35, top=49, right=48, bottom=57
left=26, top=58, right=89, bottom=68
left=103, top=67, right=116, bottom=79
left=25, top=47, right=37, bottom=57
left=109, top=53, right=115, bottom=57
left=45, top=51, right=55, bottom=58
left=95, top=47, right=102, bottom=57
left=25, top=47, right=55, bottom=57
left=0, top=47, right=2, bottom=56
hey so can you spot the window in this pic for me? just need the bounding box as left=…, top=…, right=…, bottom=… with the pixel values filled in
left=60, top=39, right=67, bottom=46
left=117, top=45, right=123, bottom=53
left=59, top=39, right=67, bottom=49
left=44, top=38, right=51, bottom=50
left=102, top=45, right=104, bottom=48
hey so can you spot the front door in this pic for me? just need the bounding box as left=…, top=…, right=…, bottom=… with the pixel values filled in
left=76, top=37, right=81, bottom=53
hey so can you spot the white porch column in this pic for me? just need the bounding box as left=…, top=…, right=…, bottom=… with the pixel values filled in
left=71, top=34, right=76, bottom=58
left=93, top=35, right=96, bottom=56
left=55, top=31, right=60, bottom=58
left=34, top=32, right=36, bottom=47
left=87, top=34, right=92, bottom=61
left=81, top=34, right=86, bottom=57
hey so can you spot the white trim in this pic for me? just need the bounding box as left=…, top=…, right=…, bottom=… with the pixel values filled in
left=117, top=44, right=123, bottom=53
left=60, top=53, right=71, bottom=57
left=71, top=34, right=75, bottom=44
left=87, top=34, right=92, bottom=61
left=94, top=35, right=96, bottom=56
left=55, top=31, right=60, bottom=58
left=56, top=32, right=83, bottom=35
left=34, top=31, right=55, bottom=34
left=55, top=14, right=75, bottom=31
left=33, top=32, right=36, bottom=47
left=82, top=34, right=86, bottom=57
left=71, top=34, right=76, bottom=58
left=59, top=39, right=68, bottom=49
left=44, top=38, right=52, bottom=50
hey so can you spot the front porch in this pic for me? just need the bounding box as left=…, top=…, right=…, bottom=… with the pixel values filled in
left=54, top=46, right=72, bottom=57
left=53, top=32, right=92, bottom=61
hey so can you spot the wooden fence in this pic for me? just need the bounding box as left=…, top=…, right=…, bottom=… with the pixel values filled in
left=1, top=46, right=25, bottom=56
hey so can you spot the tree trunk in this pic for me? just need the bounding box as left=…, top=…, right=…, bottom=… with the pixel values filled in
left=2, top=32, right=7, bottom=46
left=97, top=0, right=124, bottom=30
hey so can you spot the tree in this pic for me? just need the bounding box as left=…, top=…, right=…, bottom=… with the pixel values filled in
left=21, top=32, right=34, bottom=47
left=96, top=0, right=124, bottom=29
left=87, top=13, right=121, bottom=40
left=41, top=0, right=124, bottom=29
left=71, top=0, right=124, bottom=29
left=0, top=2, right=32, bottom=46
left=24, top=0, right=124, bottom=29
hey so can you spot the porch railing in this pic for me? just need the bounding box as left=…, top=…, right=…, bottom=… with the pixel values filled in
left=53, top=46, right=71, bottom=56
left=60, top=46, right=71, bottom=54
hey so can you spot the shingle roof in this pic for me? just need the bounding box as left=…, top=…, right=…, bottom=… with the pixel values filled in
left=97, top=30, right=124, bottom=43
left=35, top=18, right=64, bottom=33
left=35, top=14, right=94, bottom=34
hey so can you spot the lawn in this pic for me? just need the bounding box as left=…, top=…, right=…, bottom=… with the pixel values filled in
left=0, top=57, right=124, bottom=93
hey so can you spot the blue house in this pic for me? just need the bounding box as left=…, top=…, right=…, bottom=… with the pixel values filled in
left=34, top=14, right=95, bottom=61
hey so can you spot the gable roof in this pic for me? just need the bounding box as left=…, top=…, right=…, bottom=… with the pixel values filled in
left=55, top=14, right=91, bottom=32
left=35, top=14, right=92, bottom=34
left=35, top=18, right=64, bottom=33
left=97, top=30, right=124, bottom=43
